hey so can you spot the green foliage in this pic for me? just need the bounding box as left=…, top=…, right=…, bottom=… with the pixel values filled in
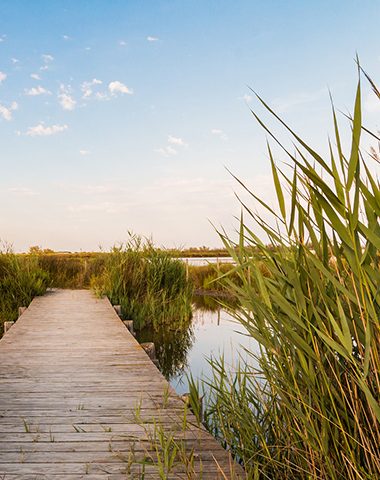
left=0, top=248, right=49, bottom=333
left=203, top=72, right=380, bottom=478
left=35, top=252, right=106, bottom=288
left=91, top=235, right=193, bottom=330
left=189, top=263, right=237, bottom=293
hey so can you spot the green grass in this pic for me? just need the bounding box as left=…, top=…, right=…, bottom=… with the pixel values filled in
left=91, top=235, right=194, bottom=330
left=199, top=68, right=380, bottom=479
left=0, top=248, right=49, bottom=334
left=34, top=252, right=106, bottom=288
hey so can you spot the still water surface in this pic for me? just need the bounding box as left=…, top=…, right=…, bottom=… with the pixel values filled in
left=136, top=296, right=259, bottom=395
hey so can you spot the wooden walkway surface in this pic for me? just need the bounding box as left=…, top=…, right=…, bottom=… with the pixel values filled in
left=0, top=289, right=244, bottom=479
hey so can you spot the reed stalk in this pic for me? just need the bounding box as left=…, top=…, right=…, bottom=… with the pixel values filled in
left=203, top=68, right=380, bottom=479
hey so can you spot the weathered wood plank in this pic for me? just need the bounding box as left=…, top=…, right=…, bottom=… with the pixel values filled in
left=0, top=289, right=244, bottom=478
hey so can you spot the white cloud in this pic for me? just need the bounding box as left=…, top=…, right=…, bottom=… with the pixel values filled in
left=0, top=34, right=6, bottom=43
left=0, top=101, right=17, bottom=121
left=155, top=146, right=177, bottom=157
left=79, top=149, right=91, bottom=156
left=41, top=54, right=54, bottom=63
left=58, top=84, right=76, bottom=111
left=119, top=40, right=126, bottom=46
left=81, top=78, right=102, bottom=98
left=26, top=123, right=68, bottom=137
left=40, top=65, right=49, bottom=71
left=30, top=73, right=41, bottom=80
left=156, top=135, right=187, bottom=157
left=59, top=183, right=126, bottom=195
left=242, top=94, right=253, bottom=104
left=168, top=135, right=187, bottom=147
left=67, top=202, right=121, bottom=214
left=62, top=35, right=70, bottom=40
left=147, top=36, right=159, bottom=42
left=272, top=88, right=327, bottom=113
left=0, top=71, right=6, bottom=83
left=211, top=128, right=228, bottom=140
left=108, top=81, right=133, bottom=95
left=8, top=187, right=38, bottom=196
left=59, top=92, right=76, bottom=110
left=24, top=85, right=51, bottom=96
left=95, top=92, right=109, bottom=101
left=11, top=58, right=19, bottom=64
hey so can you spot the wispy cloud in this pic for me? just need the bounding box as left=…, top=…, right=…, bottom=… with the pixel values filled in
left=108, top=81, right=133, bottom=95
left=58, top=84, right=76, bottom=110
left=11, top=58, right=19, bottom=64
left=62, top=34, right=70, bottom=41
left=0, top=101, right=17, bottom=121
left=272, top=87, right=327, bottom=113
left=119, top=40, right=126, bottom=46
left=67, top=202, right=121, bottom=214
left=211, top=128, right=228, bottom=140
left=156, top=134, right=188, bottom=157
left=81, top=78, right=102, bottom=98
left=26, top=123, right=68, bottom=137
left=59, top=183, right=126, bottom=195
left=8, top=186, right=38, bottom=196
left=95, top=92, right=108, bottom=101
left=168, top=135, right=187, bottom=147
left=155, top=146, right=177, bottom=157
left=24, top=85, right=51, bottom=96
left=79, top=149, right=91, bottom=156
left=0, top=71, right=6, bottom=84
left=40, top=65, right=49, bottom=71
left=147, top=36, right=159, bottom=42
left=30, top=73, right=41, bottom=80
left=41, top=54, right=54, bottom=63
left=0, top=34, right=7, bottom=43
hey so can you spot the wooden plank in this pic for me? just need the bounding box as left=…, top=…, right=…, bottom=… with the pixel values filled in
left=0, top=289, right=244, bottom=478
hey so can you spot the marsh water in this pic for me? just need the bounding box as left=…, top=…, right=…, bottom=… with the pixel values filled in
left=136, top=295, right=259, bottom=395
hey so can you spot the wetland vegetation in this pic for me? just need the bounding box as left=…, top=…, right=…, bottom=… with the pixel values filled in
left=197, top=73, right=380, bottom=478
left=1, top=69, right=379, bottom=479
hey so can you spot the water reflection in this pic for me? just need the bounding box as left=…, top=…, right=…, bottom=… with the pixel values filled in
left=192, top=293, right=239, bottom=312
left=135, top=314, right=194, bottom=379
left=136, top=295, right=259, bottom=395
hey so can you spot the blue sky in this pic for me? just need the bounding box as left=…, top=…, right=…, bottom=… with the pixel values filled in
left=1, top=0, right=380, bottom=251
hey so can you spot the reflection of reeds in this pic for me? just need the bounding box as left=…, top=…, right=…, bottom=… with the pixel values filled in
left=200, top=71, right=380, bottom=478
left=136, top=317, right=194, bottom=380
left=192, top=293, right=239, bottom=312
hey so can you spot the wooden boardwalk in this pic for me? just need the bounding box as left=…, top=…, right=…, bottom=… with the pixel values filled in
left=0, top=289, right=244, bottom=479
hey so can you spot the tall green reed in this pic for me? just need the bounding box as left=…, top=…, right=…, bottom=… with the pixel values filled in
left=91, top=235, right=193, bottom=330
left=203, top=69, right=380, bottom=479
left=0, top=247, right=49, bottom=333
left=35, top=252, right=106, bottom=288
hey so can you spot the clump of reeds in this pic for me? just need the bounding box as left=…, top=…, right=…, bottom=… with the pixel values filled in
left=91, top=235, right=193, bottom=330
left=202, top=69, right=380, bottom=478
left=35, top=252, right=106, bottom=288
left=0, top=247, right=49, bottom=333
left=189, top=263, right=236, bottom=292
